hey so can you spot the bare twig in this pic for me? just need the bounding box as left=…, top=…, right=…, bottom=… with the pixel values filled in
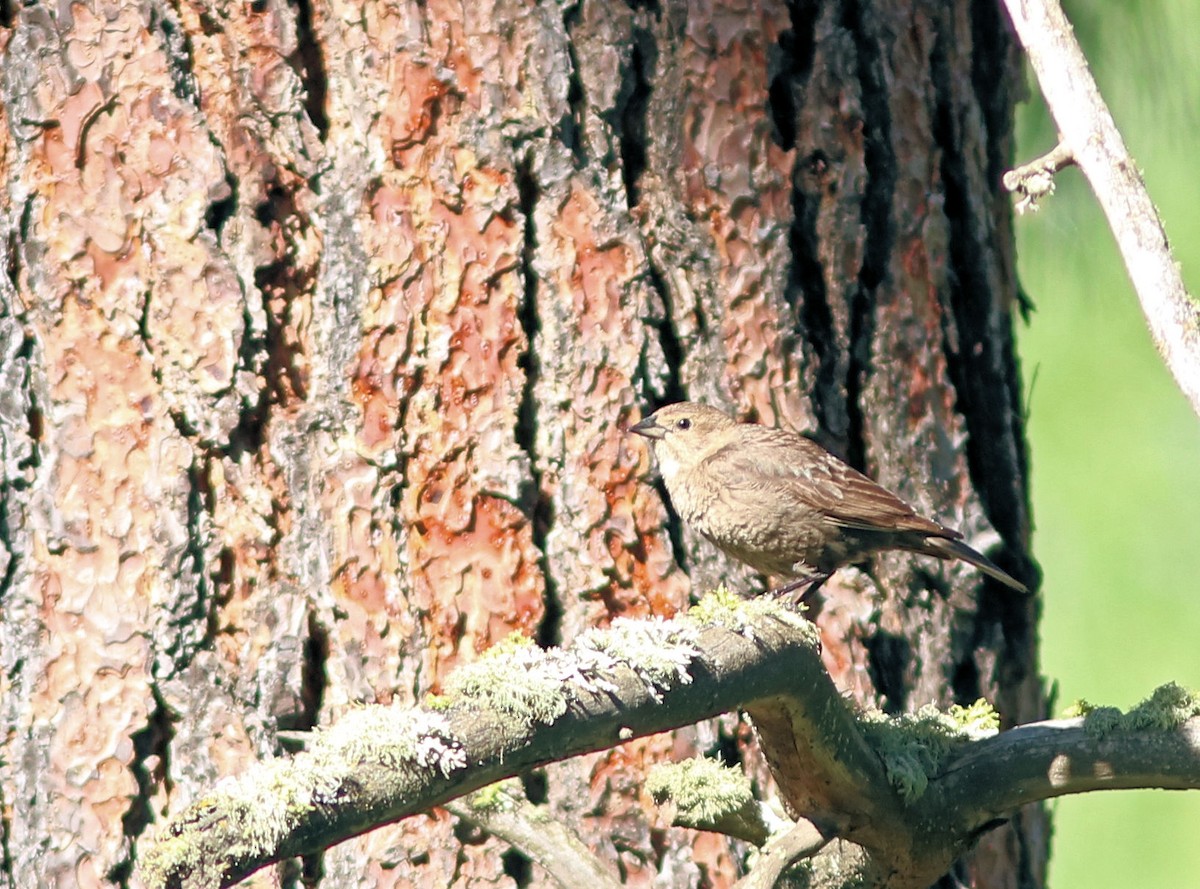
left=1002, top=141, right=1076, bottom=213
left=448, top=785, right=623, bottom=889
left=734, top=817, right=832, bottom=889
left=1002, top=0, right=1200, bottom=416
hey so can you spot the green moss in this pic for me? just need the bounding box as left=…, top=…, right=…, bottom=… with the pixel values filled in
left=1126, top=682, right=1200, bottom=729
left=1081, top=705, right=1126, bottom=739
left=859, top=699, right=1001, bottom=801
left=480, top=631, right=538, bottom=658
left=645, top=757, right=754, bottom=823
left=947, top=698, right=1001, bottom=735
left=687, top=584, right=746, bottom=622
left=1077, top=683, right=1200, bottom=738
left=645, top=757, right=775, bottom=845
left=1062, top=699, right=1097, bottom=719
left=688, top=587, right=817, bottom=642
left=467, top=779, right=520, bottom=812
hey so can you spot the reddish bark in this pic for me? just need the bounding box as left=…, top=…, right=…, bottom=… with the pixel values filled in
left=0, top=0, right=1042, bottom=886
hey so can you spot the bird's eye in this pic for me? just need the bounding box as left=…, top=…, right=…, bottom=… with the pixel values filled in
left=676, top=418, right=692, bottom=430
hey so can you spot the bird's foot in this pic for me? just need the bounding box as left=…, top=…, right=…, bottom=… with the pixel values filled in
left=770, top=573, right=831, bottom=605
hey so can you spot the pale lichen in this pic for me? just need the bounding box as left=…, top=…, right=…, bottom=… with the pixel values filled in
left=442, top=634, right=571, bottom=726
left=688, top=586, right=817, bottom=643
left=577, top=616, right=700, bottom=700
left=859, top=699, right=1001, bottom=801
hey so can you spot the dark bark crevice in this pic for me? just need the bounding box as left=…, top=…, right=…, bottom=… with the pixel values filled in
left=502, top=848, right=534, bottom=887
left=772, top=5, right=852, bottom=457
left=4, top=201, right=26, bottom=292
left=275, top=611, right=329, bottom=734
left=513, top=155, right=560, bottom=648
left=638, top=261, right=687, bottom=410
left=841, top=0, right=895, bottom=475
left=786, top=170, right=837, bottom=437
left=635, top=261, right=689, bottom=575
left=864, top=629, right=911, bottom=714
left=253, top=179, right=315, bottom=408
left=559, top=3, right=587, bottom=165
left=204, top=170, right=239, bottom=239
left=159, top=457, right=215, bottom=672
left=153, top=0, right=201, bottom=107
left=767, top=0, right=817, bottom=151
left=298, top=853, right=325, bottom=889
left=0, top=327, right=37, bottom=597
left=0, top=780, right=10, bottom=889
left=292, top=0, right=330, bottom=139
left=108, top=688, right=176, bottom=888
left=929, top=23, right=1033, bottom=592
left=612, top=27, right=655, bottom=207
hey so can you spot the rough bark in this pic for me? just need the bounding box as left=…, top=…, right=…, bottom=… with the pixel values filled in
left=0, top=0, right=1043, bottom=887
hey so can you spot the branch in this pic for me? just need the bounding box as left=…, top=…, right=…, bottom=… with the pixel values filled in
left=1001, top=141, right=1075, bottom=213
left=447, top=785, right=623, bottom=889
left=140, top=598, right=843, bottom=889
left=138, top=590, right=1200, bottom=889
left=733, top=818, right=831, bottom=889
left=1002, top=0, right=1200, bottom=416
left=645, top=757, right=787, bottom=846
left=928, top=713, right=1200, bottom=832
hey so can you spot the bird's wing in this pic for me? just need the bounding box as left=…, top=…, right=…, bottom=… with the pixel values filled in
left=704, top=431, right=953, bottom=537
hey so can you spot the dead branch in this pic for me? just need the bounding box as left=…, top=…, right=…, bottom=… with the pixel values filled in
left=1002, top=0, right=1200, bottom=416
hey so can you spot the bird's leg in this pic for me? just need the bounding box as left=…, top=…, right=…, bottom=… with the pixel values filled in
left=770, top=572, right=831, bottom=604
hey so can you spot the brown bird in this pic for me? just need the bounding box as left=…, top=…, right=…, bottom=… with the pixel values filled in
left=630, top=402, right=1028, bottom=597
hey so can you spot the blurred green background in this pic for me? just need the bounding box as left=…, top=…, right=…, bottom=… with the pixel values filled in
left=1013, top=1, right=1200, bottom=886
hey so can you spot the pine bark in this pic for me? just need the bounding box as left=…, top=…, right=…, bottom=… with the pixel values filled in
left=0, top=0, right=1044, bottom=887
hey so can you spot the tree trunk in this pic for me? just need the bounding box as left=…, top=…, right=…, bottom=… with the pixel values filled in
left=0, top=0, right=1044, bottom=887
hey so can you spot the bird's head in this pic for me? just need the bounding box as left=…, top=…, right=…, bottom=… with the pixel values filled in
left=629, top=402, right=737, bottom=480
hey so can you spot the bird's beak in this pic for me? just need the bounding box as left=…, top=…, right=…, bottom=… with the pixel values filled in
left=629, top=415, right=665, bottom=440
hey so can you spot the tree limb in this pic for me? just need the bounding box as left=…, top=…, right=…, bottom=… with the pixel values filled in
left=1001, top=0, right=1200, bottom=416
left=139, top=596, right=1200, bottom=889
left=928, top=713, right=1200, bottom=831
left=1002, top=141, right=1075, bottom=213
left=733, top=818, right=831, bottom=889
left=139, top=601, right=835, bottom=888
left=447, top=785, right=623, bottom=889
left=645, top=757, right=788, bottom=846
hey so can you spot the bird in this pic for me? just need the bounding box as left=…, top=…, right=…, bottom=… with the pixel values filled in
left=629, top=402, right=1028, bottom=598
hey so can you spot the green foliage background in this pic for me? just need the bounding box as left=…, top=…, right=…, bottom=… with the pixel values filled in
left=1014, top=2, right=1200, bottom=885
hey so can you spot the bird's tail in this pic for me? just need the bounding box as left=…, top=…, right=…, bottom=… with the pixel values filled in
left=920, top=536, right=1030, bottom=594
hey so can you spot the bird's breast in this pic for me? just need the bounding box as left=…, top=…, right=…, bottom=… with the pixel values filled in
left=671, top=470, right=831, bottom=577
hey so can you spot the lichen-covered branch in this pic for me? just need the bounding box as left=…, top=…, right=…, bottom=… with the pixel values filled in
left=1002, top=0, right=1200, bottom=416
left=1002, top=141, right=1076, bottom=213
left=139, top=599, right=830, bottom=888
left=138, top=593, right=1200, bottom=889
left=928, top=686, right=1200, bottom=829
left=646, top=757, right=786, bottom=846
